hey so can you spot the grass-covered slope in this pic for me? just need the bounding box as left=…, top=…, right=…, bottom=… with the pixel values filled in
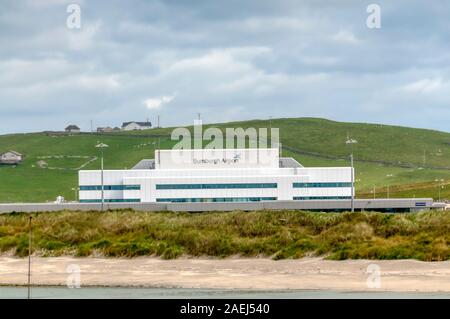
left=0, top=117, right=449, bottom=202
left=1, top=210, right=449, bottom=261
left=0, top=133, right=174, bottom=202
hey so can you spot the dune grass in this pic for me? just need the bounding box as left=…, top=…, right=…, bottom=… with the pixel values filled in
left=0, top=210, right=449, bottom=261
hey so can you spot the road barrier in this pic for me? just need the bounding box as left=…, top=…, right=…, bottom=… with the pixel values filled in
left=0, top=198, right=434, bottom=214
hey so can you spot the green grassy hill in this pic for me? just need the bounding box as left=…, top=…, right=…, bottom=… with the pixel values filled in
left=0, top=118, right=449, bottom=202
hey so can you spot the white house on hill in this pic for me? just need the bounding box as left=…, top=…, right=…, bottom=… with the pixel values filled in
left=121, top=121, right=152, bottom=131
left=0, top=151, right=23, bottom=165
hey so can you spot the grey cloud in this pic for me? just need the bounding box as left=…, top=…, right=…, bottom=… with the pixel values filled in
left=0, top=0, right=449, bottom=133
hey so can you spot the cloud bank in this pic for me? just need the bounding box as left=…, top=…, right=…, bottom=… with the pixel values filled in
left=0, top=0, right=449, bottom=133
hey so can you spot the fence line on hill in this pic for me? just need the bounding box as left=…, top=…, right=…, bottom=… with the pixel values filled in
left=282, top=145, right=450, bottom=171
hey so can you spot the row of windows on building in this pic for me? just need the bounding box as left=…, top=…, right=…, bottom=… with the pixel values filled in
left=80, top=182, right=352, bottom=191
left=79, top=196, right=352, bottom=203
left=293, top=196, right=352, bottom=200
left=79, top=198, right=141, bottom=203
left=79, top=185, right=140, bottom=191
left=156, top=197, right=277, bottom=203
left=156, top=183, right=277, bottom=189
left=293, top=182, right=352, bottom=188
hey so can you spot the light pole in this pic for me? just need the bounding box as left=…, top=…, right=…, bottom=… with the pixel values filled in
left=27, top=216, right=32, bottom=299
left=435, top=179, right=444, bottom=202
left=346, top=136, right=358, bottom=212
left=96, top=142, right=109, bottom=211
left=71, top=187, right=79, bottom=202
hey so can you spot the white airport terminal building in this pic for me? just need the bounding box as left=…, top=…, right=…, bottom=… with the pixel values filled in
left=78, top=148, right=353, bottom=203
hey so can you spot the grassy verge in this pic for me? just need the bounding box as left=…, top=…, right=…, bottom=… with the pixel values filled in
left=0, top=210, right=449, bottom=261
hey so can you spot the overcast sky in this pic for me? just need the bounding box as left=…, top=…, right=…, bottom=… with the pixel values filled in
left=1, top=0, right=449, bottom=134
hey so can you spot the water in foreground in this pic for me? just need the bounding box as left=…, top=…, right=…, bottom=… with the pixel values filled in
left=1, top=287, right=450, bottom=299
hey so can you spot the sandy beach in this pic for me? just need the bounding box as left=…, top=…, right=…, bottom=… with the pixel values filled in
left=1, top=257, right=449, bottom=292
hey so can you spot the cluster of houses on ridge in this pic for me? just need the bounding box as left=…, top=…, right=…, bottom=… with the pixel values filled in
left=1, top=121, right=153, bottom=166
left=65, top=120, right=152, bottom=134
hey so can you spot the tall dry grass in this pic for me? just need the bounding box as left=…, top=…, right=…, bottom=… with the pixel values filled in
left=0, top=210, right=449, bottom=260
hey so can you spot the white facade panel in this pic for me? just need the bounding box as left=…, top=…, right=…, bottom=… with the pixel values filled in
left=155, top=148, right=279, bottom=170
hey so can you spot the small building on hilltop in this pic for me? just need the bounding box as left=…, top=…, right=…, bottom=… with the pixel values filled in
left=65, top=125, right=81, bottom=133
left=121, top=121, right=152, bottom=131
left=0, top=150, right=23, bottom=165
left=97, top=127, right=114, bottom=133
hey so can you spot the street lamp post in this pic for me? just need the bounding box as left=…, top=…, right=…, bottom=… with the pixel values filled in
left=439, top=181, right=441, bottom=202
left=350, top=153, right=354, bottom=211
left=346, top=136, right=358, bottom=212
left=96, top=142, right=109, bottom=211
left=71, top=187, right=79, bottom=202
left=435, top=179, right=444, bottom=202
left=27, top=216, right=32, bottom=299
